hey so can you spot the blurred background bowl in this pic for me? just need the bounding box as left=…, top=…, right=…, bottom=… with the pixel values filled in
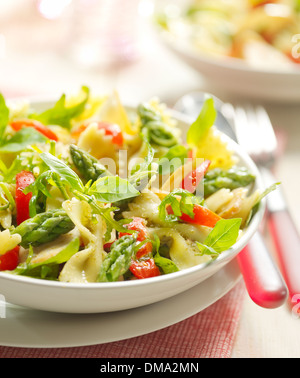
left=154, top=0, right=300, bottom=102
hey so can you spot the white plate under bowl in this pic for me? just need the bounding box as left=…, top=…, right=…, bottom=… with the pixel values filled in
left=0, top=98, right=265, bottom=314
left=0, top=258, right=241, bottom=348
left=155, top=27, right=300, bottom=102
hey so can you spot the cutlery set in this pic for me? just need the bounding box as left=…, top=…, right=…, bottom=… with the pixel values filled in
left=174, top=92, right=300, bottom=309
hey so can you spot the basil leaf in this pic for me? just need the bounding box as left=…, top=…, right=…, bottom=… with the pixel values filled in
left=154, top=252, right=179, bottom=274
left=0, top=93, right=9, bottom=142
left=40, top=152, right=84, bottom=192
left=158, top=144, right=188, bottom=175
left=186, top=97, right=217, bottom=147
left=30, top=86, right=89, bottom=129
left=87, top=176, right=140, bottom=203
left=0, top=127, right=47, bottom=153
left=197, top=218, right=242, bottom=256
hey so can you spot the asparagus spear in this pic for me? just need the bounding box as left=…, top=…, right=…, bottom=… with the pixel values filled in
left=12, top=209, right=75, bottom=248
left=98, top=235, right=138, bottom=282
left=204, top=166, right=256, bottom=197
left=70, top=144, right=111, bottom=183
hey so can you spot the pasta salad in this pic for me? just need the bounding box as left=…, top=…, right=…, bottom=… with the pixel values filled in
left=0, top=87, right=275, bottom=283
left=157, top=0, right=300, bottom=69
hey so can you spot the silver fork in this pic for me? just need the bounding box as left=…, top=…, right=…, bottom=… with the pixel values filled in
left=174, top=93, right=288, bottom=308
left=229, top=104, right=300, bottom=305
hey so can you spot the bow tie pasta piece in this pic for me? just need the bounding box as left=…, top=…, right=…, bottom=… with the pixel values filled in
left=59, top=199, right=106, bottom=283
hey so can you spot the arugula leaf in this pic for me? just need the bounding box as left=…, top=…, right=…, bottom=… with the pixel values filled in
left=87, top=175, right=140, bottom=203
left=186, top=97, right=217, bottom=147
left=128, top=134, right=157, bottom=192
left=30, top=86, right=89, bottom=129
left=40, top=152, right=84, bottom=192
left=0, top=127, right=47, bottom=153
left=253, top=182, right=280, bottom=208
left=0, top=93, right=9, bottom=142
left=246, top=182, right=280, bottom=226
left=130, top=134, right=154, bottom=175
left=12, top=238, right=80, bottom=279
left=196, top=218, right=242, bottom=257
left=158, top=188, right=201, bottom=223
left=0, top=182, right=15, bottom=211
left=24, top=170, right=69, bottom=217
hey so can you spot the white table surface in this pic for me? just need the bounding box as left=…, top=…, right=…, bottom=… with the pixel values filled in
left=0, top=0, right=299, bottom=358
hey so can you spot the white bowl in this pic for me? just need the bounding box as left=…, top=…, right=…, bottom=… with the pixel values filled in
left=156, top=29, right=300, bottom=103
left=0, top=99, right=265, bottom=313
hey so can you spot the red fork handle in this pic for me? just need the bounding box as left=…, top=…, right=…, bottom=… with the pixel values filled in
left=236, top=232, right=288, bottom=308
left=268, top=210, right=300, bottom=303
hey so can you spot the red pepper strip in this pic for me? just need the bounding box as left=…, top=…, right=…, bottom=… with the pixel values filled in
left=286, top=51, right=300, bottom=64
left=103, top=242, right=114, bottom=252
left=0, top=246, right=20, bottom=271
left=130, top=258, right=160, bottom=279
left=15, top=170, right=35, bottom=225
left=119, top=217, right=152, bottom=259
left=181, top=159, right=211, bottom=193
left=10, top=119, right=58, bottom=141
left=72, top=121, right=123, bottom=146
left=251, top=0, right=274, bottom=8
left=98, top=122, right=123, bottom=146
left=167, top=203, right=221, bottom=228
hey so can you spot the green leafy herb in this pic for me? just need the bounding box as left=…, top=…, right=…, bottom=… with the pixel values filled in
left=40, top=152, right=84, bottom=192
left=0, top=156, right=22, bottom=183
left=30, top=86, right=89, bottom=129
left=152, top=234, right=179, bottom=274
left=11, top=238, right=80, bottom=279
left=253, top=182, right=280, bottom=208
left=0, top=127, right=47, bottom=153
left=87, top=176, right=140, bottom=203
left=186, top=97, right=217, bottom=147
left=36, top=152, right=135, bottom=239
left=196, top=218, right=242, bottom=257
left=24, top=170, right=69, bottom=217
left=246, top=182, right=280, bottom=226
left=158, top=188, right=201, bottom=223
left=0, top=182, right=15, bottom=211
left=158, top=144, right=188, bottom=175
left=128, top=135, right=157, bottom=192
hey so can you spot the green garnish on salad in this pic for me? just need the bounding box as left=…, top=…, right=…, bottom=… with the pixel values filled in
left=0, top=87, right=277, bottom=282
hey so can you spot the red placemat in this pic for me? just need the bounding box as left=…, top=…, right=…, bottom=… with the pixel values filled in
left=0, top=281, right=245, bottom=358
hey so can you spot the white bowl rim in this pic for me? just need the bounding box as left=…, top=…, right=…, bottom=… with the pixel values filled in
left=0, top=96, right=265, bottom=290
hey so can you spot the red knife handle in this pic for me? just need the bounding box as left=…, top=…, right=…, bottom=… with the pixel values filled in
left=237, top=232, right=288, bottom=308
left=268, top=210, right=300, bottom=303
